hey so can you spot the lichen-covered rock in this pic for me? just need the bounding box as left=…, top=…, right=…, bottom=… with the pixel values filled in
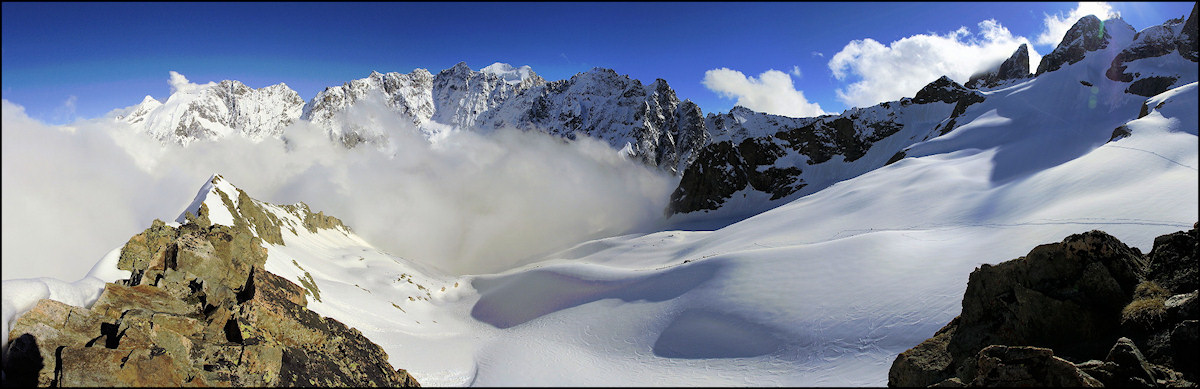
left=3, top=185, right=420, bottom=387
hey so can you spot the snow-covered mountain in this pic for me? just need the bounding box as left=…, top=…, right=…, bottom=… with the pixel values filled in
left=114, top=78, right=305, bottom=146
left=113, top=63, right=705, bottom=173
left=668, top=11, right=1197, bottom=218
left=300, top=69, right=437, bottom=147
left=431, top=62, right=546, bottom=130
left=8, top=9, right=1196, bottom=386
left=473, top=68, right=709, bottom=173
left=7, top=72, right=1195, bottom=384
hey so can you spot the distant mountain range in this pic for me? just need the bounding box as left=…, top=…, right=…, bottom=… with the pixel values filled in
left=111, top=6, right=1196, bottom=218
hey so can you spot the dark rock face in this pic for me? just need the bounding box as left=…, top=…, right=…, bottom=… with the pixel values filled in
left=1147, top=227, right=1199, bottom=293
left=889, top=224, right=1199, bottom=387
left=914, top=76, right=979, bottom=105
left=1184, top=3, right=1200, bottom=61
left=2, top=194, right=419, bottom=386
left=966, top=44, right=1032, bottom=89
left=670, top=77, right=978, bottom=214
left=1037, top=15, right=1112, bottom=75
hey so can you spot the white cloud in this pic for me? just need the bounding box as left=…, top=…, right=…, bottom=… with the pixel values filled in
left=790, top=65, right=803, bottom=78
left=1035, top=2, right=1118, bottom=48
left=828, top=19, right=1041, bottom=108
left=702, top=68, right=825, bottom=117
left=1, top=97, right=674, bottom=279
left=811, top=51, right=824, bottom=58
left=168, top=71, right=215, bottom=94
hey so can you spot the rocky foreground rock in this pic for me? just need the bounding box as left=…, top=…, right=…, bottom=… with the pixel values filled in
left=2, top=188, right=419, bottom=386
left=889, top=223, right=1199, bottom=387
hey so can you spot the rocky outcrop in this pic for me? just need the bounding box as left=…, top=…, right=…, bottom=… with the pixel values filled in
left=2, top=186, right=419, bottom=386
left=889, top=224, right=1199, bottom=387
left=1037, top=15, right=1116, bottom=75
left=966, top=44, right=1032, bottom=89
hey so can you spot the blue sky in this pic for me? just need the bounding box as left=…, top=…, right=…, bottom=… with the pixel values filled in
left=2, top=2, right=1194, bottom=124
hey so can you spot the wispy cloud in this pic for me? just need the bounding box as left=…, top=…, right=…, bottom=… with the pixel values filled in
left=828, top=19, right=1039, bottom=108
left=51, top=95, right=78, bottom=124
left=1035, top=2, right=1118, bottom=48
left=703, top=68, right=825, bottom=117
left=168, top=71, right=216, bottom=94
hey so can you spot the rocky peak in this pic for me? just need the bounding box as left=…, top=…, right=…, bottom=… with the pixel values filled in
left=479, top=62, right=539, bottom=86
left=966, top=43, right=1032, bottom=89
left=2, top=175, right=417, bottom=387
left=913, top=76, right=977, bottom=104
left=1037, top=15, right=1125, bottom=74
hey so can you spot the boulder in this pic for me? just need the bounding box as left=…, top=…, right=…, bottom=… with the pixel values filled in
left=890, top=225, right=1199, bottom=387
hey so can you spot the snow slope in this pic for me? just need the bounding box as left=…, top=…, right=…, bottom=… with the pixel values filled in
left=4, top=13, right=1197, bottom=388
left=8, top=75, right=1191, bottom=386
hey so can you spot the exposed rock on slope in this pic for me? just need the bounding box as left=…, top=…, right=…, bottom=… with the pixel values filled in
left=889, top=224, right=1199, bottom=387
left=1, top=175, right=418, bottom=387
left=669, top=77, right=977, bottom=214
left=965, top=44, right=1032, bottom=89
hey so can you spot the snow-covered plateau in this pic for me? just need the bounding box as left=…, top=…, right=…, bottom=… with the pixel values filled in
left=2, top=11, right=1198, bottom=387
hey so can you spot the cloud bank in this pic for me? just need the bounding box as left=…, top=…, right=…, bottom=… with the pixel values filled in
left=702, top=68, right=826, bottom=118
left=828, top=19, right=1040, bottom=108
left=2, top=95, right=674, bottom=279
left=1036, top=2, right=1119, bottom=47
